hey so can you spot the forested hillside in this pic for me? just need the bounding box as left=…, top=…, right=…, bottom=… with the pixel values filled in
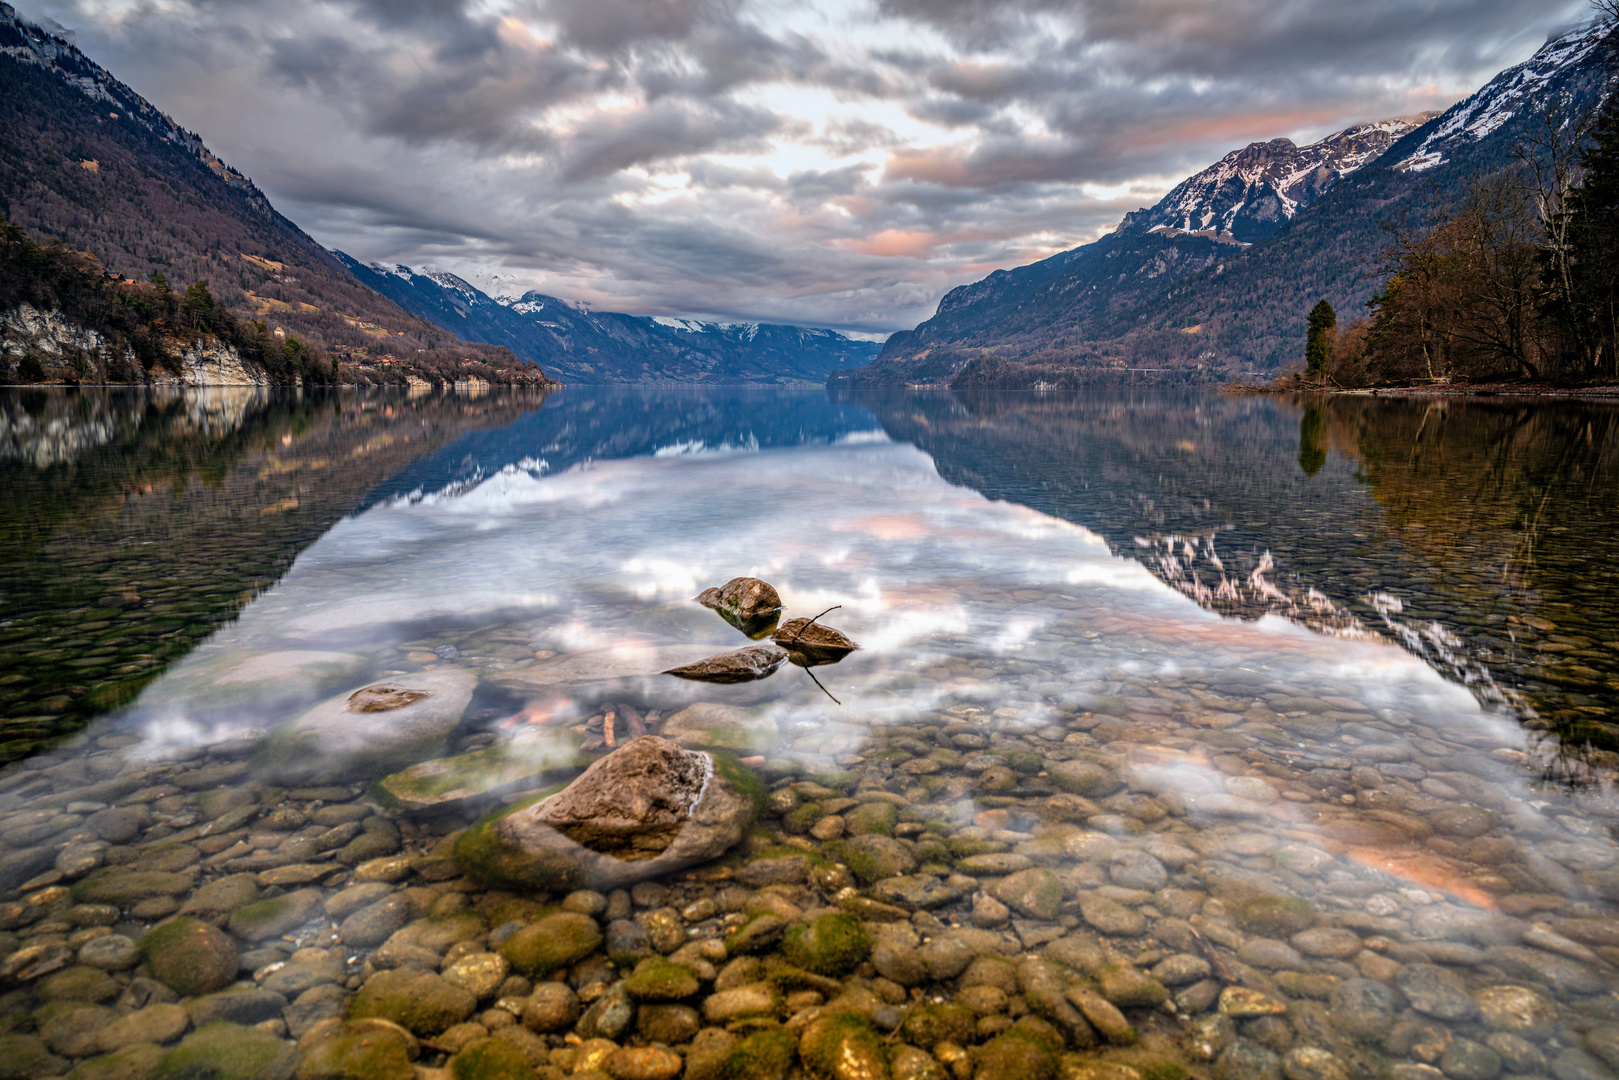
left=0, top=4, right=548, bottom=385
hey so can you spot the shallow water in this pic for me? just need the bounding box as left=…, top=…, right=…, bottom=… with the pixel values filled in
left=1, top=385, right=1617, bottom=1080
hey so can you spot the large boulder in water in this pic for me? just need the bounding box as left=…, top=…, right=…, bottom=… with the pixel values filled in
left=454, top=736, right=760, bottom=892
left=254, top=668, right=477, bottom=783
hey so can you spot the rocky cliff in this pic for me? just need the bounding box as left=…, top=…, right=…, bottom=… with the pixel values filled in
left=1, top=302, right=269, bottom=386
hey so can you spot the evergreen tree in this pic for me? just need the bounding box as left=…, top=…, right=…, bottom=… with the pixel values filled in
left=1554, top=92, right=1619, bottom=378
left=1305, top=299, right=1337, bottom=377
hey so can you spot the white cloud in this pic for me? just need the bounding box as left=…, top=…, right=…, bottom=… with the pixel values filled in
left=13, top=0, right=1592, bottom=333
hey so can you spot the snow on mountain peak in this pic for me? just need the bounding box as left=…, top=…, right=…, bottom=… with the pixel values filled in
left=1395, top=21, right=1610, bottom=173
left=1123, top=116, right=1420, bottom=244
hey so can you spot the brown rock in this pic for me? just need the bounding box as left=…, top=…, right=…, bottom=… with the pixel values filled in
left=697, top=577, right=783, bottom=637
left=535, top=737, right=711, bottom=859
left=664, top=645, right=788, bottom=684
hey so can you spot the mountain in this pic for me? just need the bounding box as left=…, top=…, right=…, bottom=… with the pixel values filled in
left=337, top=256, right=882, bottom=383
left=0, top=3, right=546, bottom=384
left=842, top=22, right=1615, bottom=388
left=1125, top=118, right=1423, bottom=244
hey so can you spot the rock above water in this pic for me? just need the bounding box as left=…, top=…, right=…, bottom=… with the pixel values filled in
left=255, top=668, right=477, bottom=783
left=455, top=737, right=757, bottom=892
left=696, top=577, right=783, bottom=638
left=664, top=644, right=788, bottom=684
left=771, top=619, right=860, bottom=667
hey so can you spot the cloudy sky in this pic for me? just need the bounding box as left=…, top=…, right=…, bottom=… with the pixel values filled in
left=16, top=0, right=1594, bottom=334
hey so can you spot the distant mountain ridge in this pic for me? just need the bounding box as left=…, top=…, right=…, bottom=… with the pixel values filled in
left=338, top=255, right=882, bottom=383
left=842, top=21, right=1616, bottom=388
left=0, top=3, right=548, bottom=384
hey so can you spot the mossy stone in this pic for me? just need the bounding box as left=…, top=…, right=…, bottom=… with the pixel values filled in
left=0, top=1034, right=65, bottom=1079
left=827, top=836, right=915, bottom=885
left=620, top=960, right=700, bottom=1001
left=973, top=1028, right=1061, bottom=1080
left=297, top=1020, right=417, bottom=1080
left=844, top=802, right=897, bottom=837
left=141, top=917, right=238, bottom=997
left=226, top=889, right=322, bottom=942
left=350, top=969, right=477, bottom=1036
left=783, top=802, right=824, bottom=835
left=450, top=1038, right=532, bottom=1080
left=721, top=1028, right=796, bottom=1080
left=66, top=1042, right=166, bottom=1080
left=38, top=965, right=120, bottom=1003
left=153, top=1022, right=297, bottom=1080
left=799, top=1013, right=889, bottom=1080
left=1234, top=897, right=1313, bottom=938
left=72, top=871, right=194, bottom=906
left=709, top=752, right=767, bottom=813
left=780, top=914, right=871, bottom=977
left=498, top=912, right=602, bottom=978
left=992, top=868, right=1063, bottom=921
left=900, top=1001, right=977, bottom=1050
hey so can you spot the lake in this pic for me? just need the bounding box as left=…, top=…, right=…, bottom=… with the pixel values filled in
left=0, top=384, right=1615, bottom=1080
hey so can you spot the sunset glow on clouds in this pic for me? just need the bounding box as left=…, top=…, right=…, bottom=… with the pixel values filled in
left=20, top=0, right=1591, bottom=333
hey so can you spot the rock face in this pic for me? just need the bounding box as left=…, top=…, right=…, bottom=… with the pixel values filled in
left=664, top=644, right=788, bottom=684
left=696, top=577, right=782, bottom=638
left=455, top=736, right=757, bottom=891
left=254, top=667, right=477, bottom=783
left=535, top=737, right=711, bottom=860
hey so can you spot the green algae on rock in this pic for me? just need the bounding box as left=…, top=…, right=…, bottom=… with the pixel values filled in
left=372, top=728, right=592, bottom=813
left=780, top=913, right=871, bottom=977
left=139, top=917, right=238, bottom=998
left=498, top=912, right=604, bottom=978
left=798, top=1012, right=890, bottom=1080
left=349, top=969, right=477, bottom=1036
left=152, top=1022, right=297, bottom=1080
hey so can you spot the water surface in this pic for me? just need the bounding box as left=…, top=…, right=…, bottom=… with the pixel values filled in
left=1, top=384, right=1616, bottom=1080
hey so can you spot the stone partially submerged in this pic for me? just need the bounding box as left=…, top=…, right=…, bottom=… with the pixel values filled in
left=664, top=644, right=788, bottom=683
left=696, top=577, right=783, bottom=638
left=454, top=736, right=759, bottom=891
left=772, top=619, right=859, bottom=667
left=372, top=728, right=593, bottom=813
left=254, top=667, right=477, bottom=783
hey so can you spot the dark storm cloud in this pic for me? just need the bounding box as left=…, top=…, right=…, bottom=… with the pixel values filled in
left=11, top=0, right=1595, bottom=333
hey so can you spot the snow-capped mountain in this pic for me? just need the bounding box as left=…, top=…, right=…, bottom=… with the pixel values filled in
left=1395, top=22, right=1610, bottom=172
left=338, top=256, right=881, bottom=383
left=1123, top=118, right=1422, bottom=244
left=845, top=19, right=1616, bottom=387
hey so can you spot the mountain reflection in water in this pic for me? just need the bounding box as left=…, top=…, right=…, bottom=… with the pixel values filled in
left=0, top=386, right=547, bottom=759
left=844, top=388, right=1619, bottom=783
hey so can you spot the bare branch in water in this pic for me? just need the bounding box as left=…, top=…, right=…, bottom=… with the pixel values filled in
left=789, top=605, right=843, bottom=644
left=804, top=665, right=841, bottom=705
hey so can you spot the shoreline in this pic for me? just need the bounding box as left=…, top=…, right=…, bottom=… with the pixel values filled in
left=1228, top=380, right=1619, bottom=400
